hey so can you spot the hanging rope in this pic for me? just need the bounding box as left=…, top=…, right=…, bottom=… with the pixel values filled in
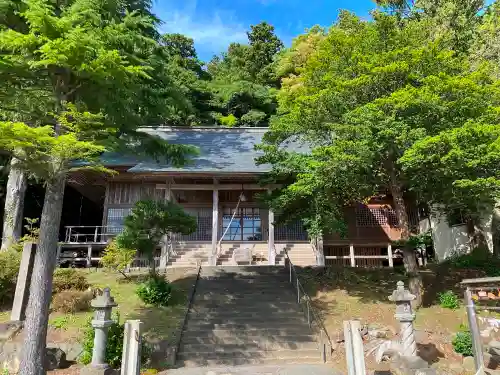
left=216, top=193, right=244, bottom=256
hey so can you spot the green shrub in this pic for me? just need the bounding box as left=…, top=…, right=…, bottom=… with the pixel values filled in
left=52, top=268, right=90, bottom=293
left=51, top=290, right=93, bottom=313
left=449, top=247, right=500, bottom=276
left=0, top=249, right=21, bottom=305
left=136, top=276, right=173, bottom=307
left=452, top=329, right=473, bottom=356
left=80, top=314, right=150, bottom=368
left=438, top=290, right=460, bottom=309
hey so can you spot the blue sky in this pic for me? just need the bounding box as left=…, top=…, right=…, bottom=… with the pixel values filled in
left=153, top=0, right=376, bottom=62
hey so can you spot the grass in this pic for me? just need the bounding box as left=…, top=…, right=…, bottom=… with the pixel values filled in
left=0, top=268, right=197, bottom=348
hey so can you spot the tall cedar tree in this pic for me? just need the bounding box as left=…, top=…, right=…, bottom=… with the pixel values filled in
left=0, top=1, right=195, bottom=374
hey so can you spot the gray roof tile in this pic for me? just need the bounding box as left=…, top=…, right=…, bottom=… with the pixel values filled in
left=104, top=127, right=307, bottom=174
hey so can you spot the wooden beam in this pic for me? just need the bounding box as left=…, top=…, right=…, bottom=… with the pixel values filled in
left=155, top=184, right=280, bottom=191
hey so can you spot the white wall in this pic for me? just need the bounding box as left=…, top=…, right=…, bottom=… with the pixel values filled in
left=423, top=208, right=494, bottom=262
left=423, top=210, right=470, bottom=262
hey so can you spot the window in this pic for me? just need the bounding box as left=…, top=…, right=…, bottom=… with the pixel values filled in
left=222, top=208, right=262, bottom=241
left=106, top=208, right=131, bottom=233
left=355, top=205, right=399, bottom=227
left=179, top=208, right=212, bottom=241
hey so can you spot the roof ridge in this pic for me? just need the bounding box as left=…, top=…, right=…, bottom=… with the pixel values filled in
left=138, top=126, right=269, bottom=132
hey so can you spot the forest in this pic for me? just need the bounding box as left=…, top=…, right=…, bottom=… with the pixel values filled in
left=1, top=0, right=500, bottom=374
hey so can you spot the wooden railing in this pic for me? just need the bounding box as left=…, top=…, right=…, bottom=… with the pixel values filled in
left=281, top=246, right=333, bottom=362
left=64, top=226, right=123, bottom=244
left=324, top=243, right=402, bottom=268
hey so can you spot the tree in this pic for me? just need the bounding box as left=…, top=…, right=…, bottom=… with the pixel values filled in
left=116, top=200, right=197, bottom=274
left=260, top=10, right=496, bottom=306
left=206, top=22, right=283, bottom=127
left=100, top=240, right=136, bottom=279
left=0, top=1, right=195, bottom=374
left=401, top=122, right=500, bottom=249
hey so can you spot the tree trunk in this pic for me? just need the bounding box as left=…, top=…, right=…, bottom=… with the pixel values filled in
left=388, top=163, right=423, bottom=308
left=493, top=202, right=500, bottom=257
left=1, top=158, right=28, bottom=250
left=19, top=173, right=65, bottom=375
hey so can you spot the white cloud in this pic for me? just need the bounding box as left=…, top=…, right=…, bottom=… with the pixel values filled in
left=157, top=2, right=248, bottom=55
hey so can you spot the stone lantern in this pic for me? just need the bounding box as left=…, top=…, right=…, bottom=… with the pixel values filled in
left=81, top=287, right=117, bottom=375
left=389, top=281, right=417, bottom=357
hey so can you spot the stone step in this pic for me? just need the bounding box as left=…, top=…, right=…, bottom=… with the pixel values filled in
left=191, top=301, right=301, bottom=309
left=185, top=321, right=311, bottom=330
left=180, top=334, right=318, bottom=346
left=176, top=356, right=323, bottom=368
left=186, top=316, right=309, bottom=326
left=189, top=306, right=304, bottom=315
left=179, top=341, right=319, bottom=353
left=176, top=349, right=322, bottom=362
left=180, top=326, right=317, bottom=338
left=193, top=293, right=298, bottom=301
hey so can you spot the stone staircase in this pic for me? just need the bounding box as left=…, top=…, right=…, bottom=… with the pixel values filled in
left=167, top=242, right=317, bottom=267
left=275, top=243, right=317, bottom=267
left=175, top=266, right=322, bottom=367
left=166, top=242, right=211, bottom=267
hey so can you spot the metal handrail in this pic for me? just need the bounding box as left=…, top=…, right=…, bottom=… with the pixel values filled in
left=280, top=246, right=333, bottom=362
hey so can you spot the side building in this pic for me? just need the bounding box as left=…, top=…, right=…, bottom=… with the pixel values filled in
left=60, top=126, right=423, bottom=268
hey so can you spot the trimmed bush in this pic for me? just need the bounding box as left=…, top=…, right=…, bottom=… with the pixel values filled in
left=136, top=276, right=173, bottom=307
left=52, top=268, right=89, bottom=293
left=80, top=315, right=150, bottom=368
left=438, top=290, right=460, bottom=309
left=452, top=329, right=473, bottom=356
left=51, top=290, right=93, bottom=313
left=0, top=249, right=21, bottom=305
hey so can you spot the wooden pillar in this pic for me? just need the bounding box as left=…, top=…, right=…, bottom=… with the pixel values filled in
left=388, top=243, right=394, bottom=268
left=268, top=207, right=275, bottom=265
left=211, top=188, right=219, bottom=265
left=349, top=244, right=356, bottom=267
left=160, top=181, right=172, bottom=269
left=87, top=245, right=92, bottom=268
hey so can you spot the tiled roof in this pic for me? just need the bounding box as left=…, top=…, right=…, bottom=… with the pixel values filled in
left=104, top=127, right=308, bottom=174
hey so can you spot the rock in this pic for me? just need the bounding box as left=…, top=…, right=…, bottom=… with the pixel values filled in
left=490, top=341, right=500, bottom=356
left=375, top=340, right=404, bottom=363
left=0, top=321, right=23, bottom=341
left=484, top=352, right=500, bottom=370
left=389, top=355, right=431, bottom=375
left=368, top=329, right=389, bottom=339
left=415, top=369, right=437, bottom=375
left=414, top=330, right=429, bottom=343
left=44, top=347, right=67, bottom=370
left=463, top=356, right=476, bottom=372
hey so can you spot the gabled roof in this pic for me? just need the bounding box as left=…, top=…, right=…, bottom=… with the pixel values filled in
left=104, top=127, right=308, bottom=174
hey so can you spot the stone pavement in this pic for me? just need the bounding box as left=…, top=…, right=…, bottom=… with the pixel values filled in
left=163, top=364, right=340, bottom=375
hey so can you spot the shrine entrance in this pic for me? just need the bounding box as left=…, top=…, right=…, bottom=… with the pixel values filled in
left=221, top=207, right=263, bottom=241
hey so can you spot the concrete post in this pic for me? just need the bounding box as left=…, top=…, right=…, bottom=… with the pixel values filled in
left=10, top=242, right=35, bottom=322
left=121, top=320, right=142, bottom=375
left=81, top=288, right=117, bottom=375
left=389, top=281, right=417, bottom=357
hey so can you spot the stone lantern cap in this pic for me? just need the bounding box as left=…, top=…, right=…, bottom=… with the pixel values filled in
left=389, top=281, right=416, bottom=302
left=91, top=287, right=118, bottom=309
